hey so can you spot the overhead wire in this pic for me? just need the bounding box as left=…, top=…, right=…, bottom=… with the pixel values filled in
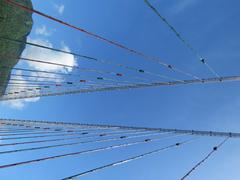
left=0, top=133, right=188, bottom=169
left=144, top=0, right=220, bottom=77
left=7, top=70, right=165, bottom=91
left=0, top=129, right=153, bottom=147
left=0, top=129, right=99, bottom=141
left=1, top=54, right=186, bottom=97
left=0, top=131, right=176, bottom=155
left=0, top=129, right=44, bottom=133
left=0, top=130, right=76, bottom=136
left=1, top=74, right=239, bottom=101
left=0, top=131, right=156, bottom=147
left=0, top=51, right=187, bottom=86
left=0, top=36, right=189, bottom=82
left=3, top=75, right=165, bottom=98
left=2, top=119, right=239, bottom=138
left=0, top=128, right=146, bottom=141
left=181, top=137, right=229, bottom=179
left=4, top=0, right=201, bottom=80
left=62, top=139, right=192, bottom=179
left=0, top=119, right=236, bottom=179
left=3, top=79, right=134, bottom=98
left=8, top=78, right=127, bottom=88
left=0, top=126, right=123, bottom=136
left=1, top=67, right=136, bottom=95
left=11, top=73, right=64, bottom=81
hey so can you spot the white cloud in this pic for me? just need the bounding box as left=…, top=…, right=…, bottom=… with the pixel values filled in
left=35, top=25, right=52, bottom=36
left=29, top=71, right=63, bottom=83
left=54, top=4, right=65, bottom=14
left=2, top=38, right=76, bottom=109
left=170, top=0, right=199, bottom=14
left=22, top=38, right=77, bottom=72
left=3, top=100, right=25, bottom=109
left=2, top=98, right=39, bottom=110
left=1, top=71, right=40, bottom=110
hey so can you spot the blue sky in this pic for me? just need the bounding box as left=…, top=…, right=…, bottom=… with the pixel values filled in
left=1, top=0, right=240, bottom=179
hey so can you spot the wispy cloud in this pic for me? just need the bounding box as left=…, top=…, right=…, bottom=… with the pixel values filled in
left=23, top=38, right=77, bottom=72
left=2, top=97, right=40, bottom=110
left=54, top=4, right=65, bottom=14
left=2, top=38, right=76, bottom=109
left=35, top=25, right=52, bottom=36
left=1, top=71, right=40, bottom=110
left=169, top=0, right=199, bottom=14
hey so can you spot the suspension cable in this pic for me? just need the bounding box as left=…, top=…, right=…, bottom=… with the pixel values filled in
left=1, top=74, right=239, bottom=101
left=5, top=0, right=201, bottom=80
left=144, top=0, right=220, bottom=77
left=0, top=134, right=187, bottom=169
left=62, top=139, right=192, bottom=179
left=2, top=118, right=239, bottom=138
left=1, top=53, right=186, bottom=84
left=0, top=129, right=150, bottom=147
left=0, top=132, right=175, bottom=155
left=181, top=137, right=229, bottom=179
left=0, top=37, right=192, bottom=82
left=0, top=128, right=145, bottom=142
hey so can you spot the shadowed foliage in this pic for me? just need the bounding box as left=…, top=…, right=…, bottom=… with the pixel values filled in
left=0, top=0, right=33, bottom=96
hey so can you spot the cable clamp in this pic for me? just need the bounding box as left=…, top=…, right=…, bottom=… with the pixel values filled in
left=168, top=65, right=173, bottom=69
left=200, top=58, right=205, bottom=64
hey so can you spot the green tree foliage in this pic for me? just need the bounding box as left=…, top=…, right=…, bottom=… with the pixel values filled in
left=0, top=0, right=33, bottom=95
